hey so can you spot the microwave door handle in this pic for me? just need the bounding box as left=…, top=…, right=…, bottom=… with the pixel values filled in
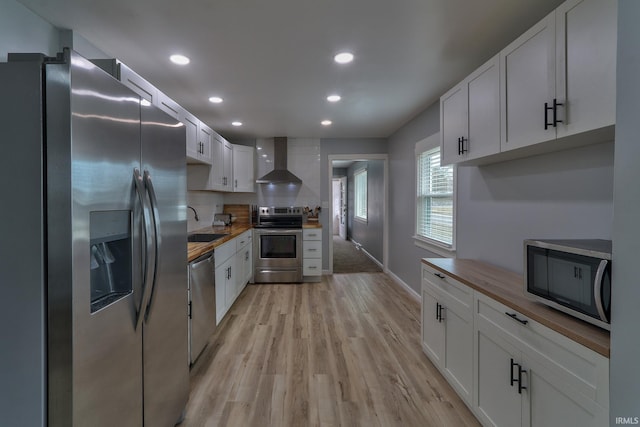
left=594, top=260, right=608, bottom=322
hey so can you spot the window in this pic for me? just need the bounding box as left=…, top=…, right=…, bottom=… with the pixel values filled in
left=354, top=168, right=367, bottom=221
left=416, top=144, right=455, bottom=249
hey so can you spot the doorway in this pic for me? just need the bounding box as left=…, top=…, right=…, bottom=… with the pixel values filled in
left=327, top=154, right=388, bottom=274
left=332, top=177, right=347, bottom=240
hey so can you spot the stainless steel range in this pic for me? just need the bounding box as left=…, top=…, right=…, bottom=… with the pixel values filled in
left=254, top=207, right=303, bottom=283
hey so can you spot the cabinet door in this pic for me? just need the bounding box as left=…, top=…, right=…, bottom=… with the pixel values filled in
left=198, top=122, right=213, bottom=165
left=180, top=109, right=201, bottom=162
left=442, top=297, right=473, bottom=403
left=476, top=316, right=523, bottom=427
left=223, top=140, right=233, bottom=191
left=500, top=12, right=556, bottom=152
left=208, top=135, right=225, bottom=191
left=466, top=54, right=500, bottom=162
left=232, top=145, right=255, bottom=192
left=421, top=284, right=445, bottom=366
left=555, top=0, right=617, bottom=139
left=522, top=352, right=608, bottom=427
left=119, top=63, right=157, bottom=104
left=440, top=83, right=467, bottom=166
left=156, top=91, right=180, bottom=120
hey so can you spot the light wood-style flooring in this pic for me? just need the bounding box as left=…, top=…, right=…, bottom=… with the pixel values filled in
left=182, top=272, right=480, bottom=427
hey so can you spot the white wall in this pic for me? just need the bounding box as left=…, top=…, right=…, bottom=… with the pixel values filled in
left=456, top=141, right=614, bottom=273
left=0, top=0, right=59, bottom=60
left=610, top=0, right=640, bottom=421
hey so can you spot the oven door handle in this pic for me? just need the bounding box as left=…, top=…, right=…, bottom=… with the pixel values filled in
left=255, top=229, right=302, bottom=235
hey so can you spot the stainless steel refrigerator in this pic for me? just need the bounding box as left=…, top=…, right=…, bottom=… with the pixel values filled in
left=0, top=49, right=189, bottom=426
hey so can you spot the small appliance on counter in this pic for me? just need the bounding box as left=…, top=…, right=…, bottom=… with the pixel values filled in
left=524, top=239, right=612, bottom=330
left=213, top=213, right=232, bottom=226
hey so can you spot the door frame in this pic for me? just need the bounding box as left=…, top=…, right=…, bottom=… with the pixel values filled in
left=327, top=154, right=388, bottom=274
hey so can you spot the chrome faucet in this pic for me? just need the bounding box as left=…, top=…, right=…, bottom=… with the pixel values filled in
left=187, top=205, right=199, bottom=221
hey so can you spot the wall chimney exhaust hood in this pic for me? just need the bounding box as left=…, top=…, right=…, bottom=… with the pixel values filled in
left=256, top=137, right=303, bottom=184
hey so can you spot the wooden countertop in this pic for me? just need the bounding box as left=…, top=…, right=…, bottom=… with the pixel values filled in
left=188, top=224, right=252, bottom=262
left=421, top=258, right=610, bottom=358
left=303, top=223, right=322, bottom=229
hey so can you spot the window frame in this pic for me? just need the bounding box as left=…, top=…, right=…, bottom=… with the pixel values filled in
left=354, top=167, right=368, bottom=223
left=414, top=133, right=456, bottom=256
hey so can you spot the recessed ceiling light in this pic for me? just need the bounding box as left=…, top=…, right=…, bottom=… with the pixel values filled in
left=208, top=96, right=223, bottom=103
left=256, top=146, right=262, bottom=150
left=327, top=94, right=341, bottom=102
left=232, top=121, right=243, bottom=127
left=321, top=120, right=332, bottom=126
left=334, top=52, right=354, bottom=64
left=169, top=54, right=190, bottom=65
left=262, top=154, right=268, bottom=158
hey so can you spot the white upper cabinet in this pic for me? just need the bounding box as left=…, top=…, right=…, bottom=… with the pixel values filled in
left=118, top=63, right=158, bottom=104
left=198, top=121, right=214, bottom=165
left=441, top=54, right=501, bottom=166
left=232, top=145, right=255, bottom=192
left=500, top=12, right=556, bottom=152
left=441, top=0, right=616, bottom=166
left=501, top=0, right=617, bottom=153
left=179, top=109, right=202, bottom=164
left=208, top=134, right=233, bottom=192
left=156, top=91, right=180, bottom=119
left=555, top=0, right=617, bottom=139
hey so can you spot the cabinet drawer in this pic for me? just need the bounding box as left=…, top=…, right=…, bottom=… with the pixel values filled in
left=476, top=292, right=608, bottom=405
left=303, top=228, right=321, bottom=241
left=215, top=239, right=235, bottom=265
left=303, top=258, right=322, bottom=276
left=303, top=240, right=322, bottom=258
left=235, top=230, right=252, bottom=251
left=421, top=265, right=473, bottom=309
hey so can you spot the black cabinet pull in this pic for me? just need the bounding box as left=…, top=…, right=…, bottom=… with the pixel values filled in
left=438, top=304, right=445, bottom=322
left=545, top=99, right=564, bottom=129
left=505, top=312, right=529, bottom=325
left=436, top=302, right=441, bottom=322
left=552, top=98, right=563, bottom=127
left=510, top=358, right=517, bottom=387
left=457, top=137, right=461, bottom=155
left=434, top=273, right=445, bottom=279
left=460, top=136, right=468, bottom=154
left=517, top=365, right=527, bottom=394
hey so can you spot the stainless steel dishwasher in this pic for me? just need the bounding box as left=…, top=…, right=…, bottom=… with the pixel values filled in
left=188, top=251, right=216, bottom=365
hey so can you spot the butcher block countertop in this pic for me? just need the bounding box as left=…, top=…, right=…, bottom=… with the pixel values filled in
left=187, top=224, right=252, bottom=262
left=421, top=258, right=610, bottom=358
left=303, top=222, right=322, bottom=229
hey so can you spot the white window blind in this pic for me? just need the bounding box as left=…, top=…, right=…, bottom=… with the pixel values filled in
left=416, top=147, right=454, bottom=247
left=354, top=169, right=367, bottom=221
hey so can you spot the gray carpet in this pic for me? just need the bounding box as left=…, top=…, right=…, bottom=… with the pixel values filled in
left=332, top=236, right=382, bottom=274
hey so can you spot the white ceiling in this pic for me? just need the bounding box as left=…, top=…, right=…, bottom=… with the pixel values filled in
left=18, top=0, right=564, bottom=141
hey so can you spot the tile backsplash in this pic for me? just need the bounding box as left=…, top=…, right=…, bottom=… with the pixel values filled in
left=187, top=191, right=225, bottom=232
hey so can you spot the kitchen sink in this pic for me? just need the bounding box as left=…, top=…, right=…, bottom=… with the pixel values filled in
left=187, top=233, right=228, bottom=243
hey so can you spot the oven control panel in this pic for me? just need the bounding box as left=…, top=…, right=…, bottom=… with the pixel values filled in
left=259, top=206, right=302, bottom=216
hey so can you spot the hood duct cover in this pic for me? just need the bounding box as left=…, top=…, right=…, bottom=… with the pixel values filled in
left=256, top=137, right=303, bottom=184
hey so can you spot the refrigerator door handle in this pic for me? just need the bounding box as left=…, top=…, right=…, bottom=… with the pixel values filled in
left=134, top=168, right=153, bottom=330
left=143, top=170, right=162, bottom=320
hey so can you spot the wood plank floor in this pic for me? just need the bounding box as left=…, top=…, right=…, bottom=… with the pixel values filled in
left=181, top=272, right=480, bottom=427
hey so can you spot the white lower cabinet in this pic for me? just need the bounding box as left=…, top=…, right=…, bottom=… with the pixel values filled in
left=474, top=293, right=608, bottom=427
left=421, top=265, right=474, bottom=404
left=421, top=264, right=609, bottom=427
left=214, top=231, right=253, bottom=325
left=303, top=228, right=322, bottom=281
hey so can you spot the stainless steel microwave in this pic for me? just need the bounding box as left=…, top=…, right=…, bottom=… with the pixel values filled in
left=524, top=239, right=611, bottom=330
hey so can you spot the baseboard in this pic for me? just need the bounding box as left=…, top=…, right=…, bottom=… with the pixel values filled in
left=385, top=269, right=420, bottom=302
left=351, top=239, right=384, bottom=268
